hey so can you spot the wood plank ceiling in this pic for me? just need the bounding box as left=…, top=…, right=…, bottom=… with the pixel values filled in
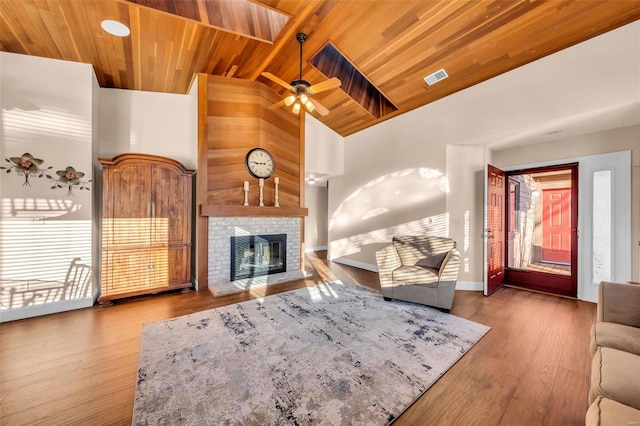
left=2, top=0, right=639, bottom=136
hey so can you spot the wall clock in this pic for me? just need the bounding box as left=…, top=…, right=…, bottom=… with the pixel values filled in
left=245, top=148, right=275, bottom=179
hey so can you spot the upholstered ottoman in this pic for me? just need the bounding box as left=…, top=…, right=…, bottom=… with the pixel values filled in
left=590, top=321, right=640, bottom=356
left=586, top=396, right=640, bottom=425
left=589, top=346, right=640, bottom=409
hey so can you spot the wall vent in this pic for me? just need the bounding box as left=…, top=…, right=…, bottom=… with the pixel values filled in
left=424, top=68, right=449, bottom=86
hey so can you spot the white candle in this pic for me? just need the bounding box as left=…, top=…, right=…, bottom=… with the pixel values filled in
left=243, top=181, right=249, bottom=191
left=275, top=176, right=279, bottom=185
left=259, top=178, right=264, bottom=187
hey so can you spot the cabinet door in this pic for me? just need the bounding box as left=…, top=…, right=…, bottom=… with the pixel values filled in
left=150, top=246, right=190, bottom=286
left=103, top=163, right=153, bottom=248
left=151, top=164, right=192, bottom=247
left=102, top=250, right=154, bottom=295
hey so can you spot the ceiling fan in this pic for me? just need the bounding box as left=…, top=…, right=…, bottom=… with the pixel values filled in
left=262, top=33, right=341, bottom=116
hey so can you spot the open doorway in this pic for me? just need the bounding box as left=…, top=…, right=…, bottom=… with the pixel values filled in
left=484, top=151, right=631, bottom=302
left=504, top=164, right=578, bottom=297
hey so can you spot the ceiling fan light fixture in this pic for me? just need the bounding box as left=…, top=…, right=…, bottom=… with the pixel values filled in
left=284, top=95, right=296, bottom=106
left=305, top=100, right=315, bottom=112
left=262, top=32, right=340, bottom=117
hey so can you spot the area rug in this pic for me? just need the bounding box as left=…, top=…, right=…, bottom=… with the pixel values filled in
left=133, top=281, right=490, bottom=425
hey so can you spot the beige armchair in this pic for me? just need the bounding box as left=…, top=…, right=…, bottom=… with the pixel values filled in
left=375, top=236, right=461, bottom=312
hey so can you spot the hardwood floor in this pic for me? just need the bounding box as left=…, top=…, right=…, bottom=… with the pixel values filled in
left=0, top=252, right=596, bottom=425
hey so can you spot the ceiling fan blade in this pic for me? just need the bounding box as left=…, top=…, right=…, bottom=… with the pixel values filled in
left=268, top=99, right=287, bottom=110
left=261, top=72, right=293, bottom=90
left=308, top=77, right=341, bottom=94
left=308, top=98, right=330, bottom=116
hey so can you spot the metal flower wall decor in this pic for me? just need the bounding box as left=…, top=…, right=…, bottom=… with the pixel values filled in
left=1, top=153, right=53, bottom=186
left=1, top=152, right=91, bottom=197
left=51, top=166, right=91, bottom=196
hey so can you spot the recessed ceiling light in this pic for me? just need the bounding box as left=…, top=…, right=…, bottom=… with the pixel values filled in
left=101, top=20, right=130, bottom=37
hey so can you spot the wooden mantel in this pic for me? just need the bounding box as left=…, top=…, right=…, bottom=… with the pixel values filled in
left=200, top=205, right=308, bottom=217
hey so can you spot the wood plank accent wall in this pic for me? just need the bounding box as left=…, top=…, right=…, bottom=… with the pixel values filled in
left=196, top=74, right=304, bottom=287
left=202, top=75, right=301, bottom=208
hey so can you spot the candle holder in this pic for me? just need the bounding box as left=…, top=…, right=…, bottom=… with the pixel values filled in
left=259, top=178, right=264, bottom=206
left=274, top=176, right=280, bottom=207
left=243, top=181, right=249, bottom=206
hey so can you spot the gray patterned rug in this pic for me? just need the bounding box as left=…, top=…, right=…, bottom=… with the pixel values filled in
left=133, top=281, right=490, bottom=425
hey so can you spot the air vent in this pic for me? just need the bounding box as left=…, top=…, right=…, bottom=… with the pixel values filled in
left=424, top=68, right=449, bottom=86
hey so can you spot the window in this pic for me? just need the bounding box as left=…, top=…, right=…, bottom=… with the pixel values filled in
left=592, top=170, right=612, bottom=284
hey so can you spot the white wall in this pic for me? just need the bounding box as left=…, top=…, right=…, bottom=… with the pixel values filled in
left=305, top=113, right=344, bottom=179
left=98, top=87, right=195, bottom=169
left=187, top=78, right=199, bottom=170
left=305, top=184, right=329, bottom=251
left=0, top=52, right=95, bottom=321
left=446, top=145, right=486, bottom=288
left=304, top=114, right=342, bottom=252
left=327, top=106, right=450, bottom=271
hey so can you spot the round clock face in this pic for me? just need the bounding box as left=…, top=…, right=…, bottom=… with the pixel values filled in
left=245, top=148, right=275, bottom=179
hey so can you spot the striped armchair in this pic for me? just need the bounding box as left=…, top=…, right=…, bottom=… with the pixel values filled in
left=375, top=236, right=461, bottom=312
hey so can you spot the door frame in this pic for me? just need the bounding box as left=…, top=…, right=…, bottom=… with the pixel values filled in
left=503, top=163, right=578, bottom=297
left=490, top=150, right=631, bottom=302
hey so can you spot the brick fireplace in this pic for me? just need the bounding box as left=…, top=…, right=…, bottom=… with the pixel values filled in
left=207, top=216, right=306, bottom=296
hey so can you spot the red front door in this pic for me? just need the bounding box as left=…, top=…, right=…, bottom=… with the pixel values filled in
left=542, top=188, right=571, bottom=264
left=486, top=165, right=506, bottom=295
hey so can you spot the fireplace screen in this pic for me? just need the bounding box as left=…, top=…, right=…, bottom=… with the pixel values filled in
left=230, top=234, right=287, bottom=281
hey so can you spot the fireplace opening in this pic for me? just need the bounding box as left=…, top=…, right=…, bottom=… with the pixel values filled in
left=230, top=234, right=287, bottom=281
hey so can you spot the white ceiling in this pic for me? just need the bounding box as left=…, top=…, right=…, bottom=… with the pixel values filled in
left=375, top=19, right=640, bottom=150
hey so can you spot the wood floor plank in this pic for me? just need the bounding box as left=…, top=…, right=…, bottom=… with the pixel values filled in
left=542, top=366, right=590, bottom=426
left=0, top=252, right=596, bottom=425
left=559, top=300, right=598, bottom=376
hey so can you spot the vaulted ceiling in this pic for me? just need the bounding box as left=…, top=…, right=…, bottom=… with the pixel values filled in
left=2, top=0, right=639, bottom=136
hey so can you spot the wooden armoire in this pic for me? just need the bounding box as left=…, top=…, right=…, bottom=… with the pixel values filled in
left=99, top=153, right=194, bottom=304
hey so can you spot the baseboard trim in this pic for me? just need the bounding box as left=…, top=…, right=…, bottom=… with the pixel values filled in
left=305, top=246, right=328, bottom=252
left=455, top=281, right=483, bottom=291
left=329, top=257, right=379, bottom=273
left=0, top=297, right=94, bottom=323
